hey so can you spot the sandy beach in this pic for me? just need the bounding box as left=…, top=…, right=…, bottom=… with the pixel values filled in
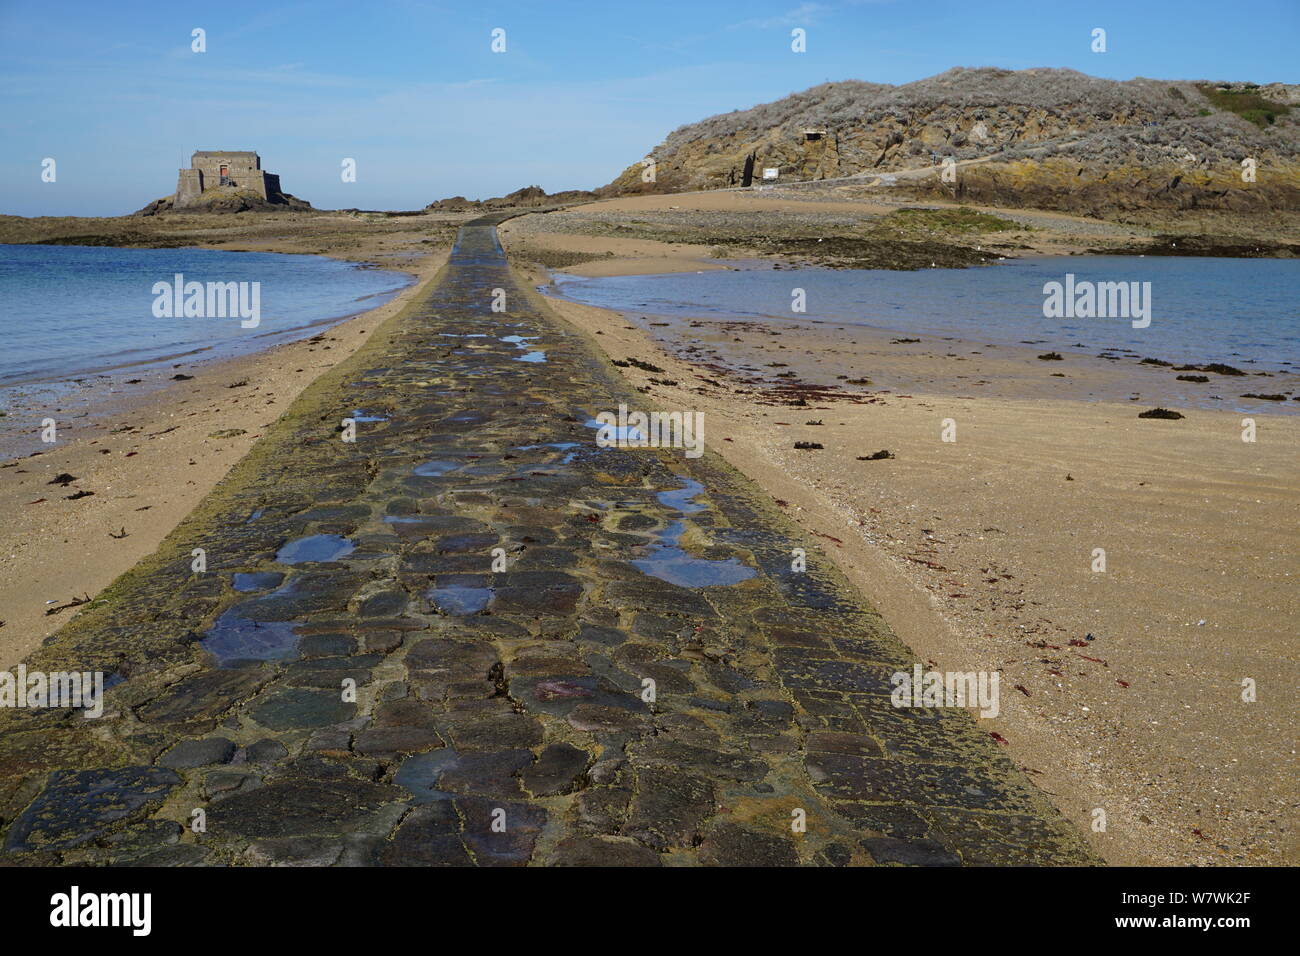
left=501, top=193, right=1300, bottom=866
left=0, top=211, right=467, bottom=668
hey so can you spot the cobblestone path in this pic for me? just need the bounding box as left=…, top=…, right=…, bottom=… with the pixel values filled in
left=0, top=217, right=1097, bottom=866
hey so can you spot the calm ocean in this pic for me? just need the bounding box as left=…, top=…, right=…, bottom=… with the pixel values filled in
left=0, top=244, right=412, bottom=385
left=547, top=255, right=1300, bottom=373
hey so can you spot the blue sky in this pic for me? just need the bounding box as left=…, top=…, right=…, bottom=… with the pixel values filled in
left=3, top=0, right=1297, bottom=216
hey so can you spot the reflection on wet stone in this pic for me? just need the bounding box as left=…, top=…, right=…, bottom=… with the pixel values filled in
left=276, top=534, right=355, bottom=564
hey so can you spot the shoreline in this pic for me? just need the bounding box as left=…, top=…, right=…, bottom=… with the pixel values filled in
left=0, top=239, right=416, bottom=391
left=509, top=240, right=1300, bottom=866
left=0, top=245, right=450, bottom=669
left=538, top=265, right=1300, bottom=417
left=0, top=275, right=417, bottom=463
left=0, top=288, right=417, bottom=461
left=0, top=273, right=413, bottom=390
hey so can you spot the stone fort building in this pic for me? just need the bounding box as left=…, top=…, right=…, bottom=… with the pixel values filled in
left=175, top=151, right=283, bottom=208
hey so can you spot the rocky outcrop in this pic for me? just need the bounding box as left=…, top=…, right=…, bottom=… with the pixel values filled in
left=135, top=189, right=314, bottom=217
left=602, top=68, right=1300, bottom=213
left=424, top=185, right=597, bottom=212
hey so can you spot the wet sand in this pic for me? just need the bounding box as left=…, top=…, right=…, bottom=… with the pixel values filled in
left=513, top=238, right=1300, bottom=866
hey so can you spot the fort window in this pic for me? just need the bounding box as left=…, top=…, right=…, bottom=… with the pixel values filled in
left=219, top=164, right=230, bottom=185
left=801, top=129, right=827, bottom=142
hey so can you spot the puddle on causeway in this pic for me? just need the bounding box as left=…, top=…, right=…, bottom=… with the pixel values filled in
left=351, top=408, right=389, bottom=423
left=426, top=586, right=493, bottom=615
left=632, top=477, right=757, bottom=588
left=394, top=749, right=460, bottom=802
left=582, top=418, right=645, bottom=443
left=657, top=477, right=708, bottom=515
left=276, top=534, right=355, bottom=564
left=232, top=571, right=285, bottom=592
left=515, top=441, right=581, bottom=464
left=501, top=334, right=546, bottom=364
left=412, top=460, right=459, bottom=477
left=201, top=610, right=301, bottom=666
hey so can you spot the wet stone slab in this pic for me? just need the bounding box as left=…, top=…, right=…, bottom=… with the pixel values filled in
left=251, top=689, right=358, bottom=731
left=4, top=767, right=182, bottom=852
left=0, top=215, right=1098, bottom=867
